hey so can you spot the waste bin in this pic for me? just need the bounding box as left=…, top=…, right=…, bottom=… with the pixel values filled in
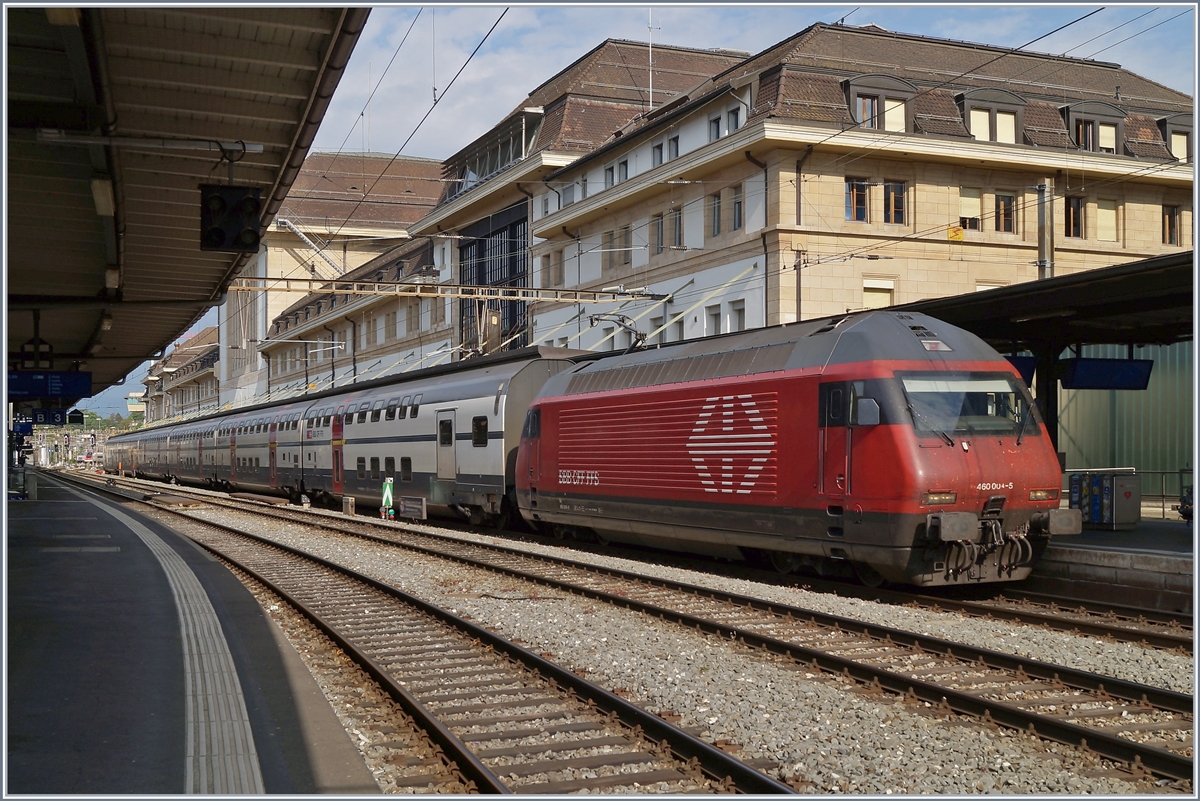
left=1068, top=468, right=1139, bottom=530
left=342, top=495, right=355, bottom=516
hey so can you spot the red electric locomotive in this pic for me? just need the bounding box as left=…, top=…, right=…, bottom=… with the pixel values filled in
left=516, top=311, right=1080, bottom=586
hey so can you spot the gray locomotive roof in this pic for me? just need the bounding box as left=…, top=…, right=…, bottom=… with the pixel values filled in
left=552, top=311, right=1003, bottom=397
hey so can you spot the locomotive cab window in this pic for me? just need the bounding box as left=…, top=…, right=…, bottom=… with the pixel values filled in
left=900, top=373, right=1035, bottom=436
left=472, top=416, right=488, bottom=447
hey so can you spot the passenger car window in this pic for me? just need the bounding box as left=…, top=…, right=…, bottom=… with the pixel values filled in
left=370, top=457, right=380, bottom=480
left=472, top=416, right=488, bottom=447
left=385, top=399, right=398, bottom=421
left=356, top=457, right=366, bottom=479
left=401, top=457, right=412, bottom=482
left=411, top=394, right=423, bottom=418
left=399, top=395, right=411, bottom=419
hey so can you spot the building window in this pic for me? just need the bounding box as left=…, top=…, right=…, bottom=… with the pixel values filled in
left=542, top=194, right=550, bottom=216
left=729, top=299, right=746, bottom=332
left=563, top=183, right=575, bottom=206
left=1169, top=131, right=1190, bottom=161
left=863, top=285, right=893, bottom=309
left=1074, top=119, right=1095, bottom=151
left=602, top=230, right=615, bottom=273
left=604, top=166, right=614, bottom=188
left=652, top=143, right=663, bottom=166
left=845, top=178, right=868, bottom=222
left=1065, top=196, right=1084, bottom=238
left=727, top=108, right=740, bottom=132
left=671, top=208, right=683, bottom=247
left=732, top=185, right=743, bottom=229
left=1096, top=199, right=1118, bottom=241
left=619, top=225, right=632, bottom=266
left=883, top=98, right=905, bottom=132
left=996, top=111, right=1017, bottom=144
left=706, top=304, right=721, bottom=336
left=709, top=193, right=721, bottom=237
left=580, top=176, right=587, bottom=199
left=540, top=254, right=551, bottom=287
left=959, top=188, right=981, bottom=230
left=652, top=214, right=664, bottom=254
left=995, top=193, right=1015, bottom=233
left=857, top=95, right=879, bottom=128
left=969, top=107, right=990, bottom=141
left=1163, top=206, right=1180, bottom=245
left=1098, top=124, right=1117, bottom=153
left=618, top=160, right=628, bottom=182
left=709, top=117, right=721, bottom=141
left=883, top=181, right=905, bottom=224
left=551, top=249, right=564, bottom=286
left=668, top=136, right=679, bottom=160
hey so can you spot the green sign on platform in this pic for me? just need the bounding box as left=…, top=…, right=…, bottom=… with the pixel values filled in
left=381, top=477, right=394, bottom=508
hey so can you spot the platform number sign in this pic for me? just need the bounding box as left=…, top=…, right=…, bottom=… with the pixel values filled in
left=380, top=477, right=394, bottom=518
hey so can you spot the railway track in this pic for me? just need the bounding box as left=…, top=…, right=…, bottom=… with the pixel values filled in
left=76, top=473, right=1194, bottom=785
left=57, top=472, right=794, bottom=794
left=92, top=472, right=1193, bottom=652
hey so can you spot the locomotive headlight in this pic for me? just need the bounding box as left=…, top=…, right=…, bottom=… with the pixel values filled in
left=1029, top=489, right=1059, bottom=501
left=921, top=491, right=957, bottom=505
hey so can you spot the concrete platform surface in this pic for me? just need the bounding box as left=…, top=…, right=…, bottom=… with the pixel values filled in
left=6, top=474, right=379, bottom=794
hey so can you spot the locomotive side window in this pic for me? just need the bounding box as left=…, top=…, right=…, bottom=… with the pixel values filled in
left=522, top=408, right=541, bottom=438
left=819, top=383, right=847, bottom=427
left=438, top=419, right=454, bottom=446
left=472, top=416, right=488, bottom=446
left=400, top=457, right=412, bottom=481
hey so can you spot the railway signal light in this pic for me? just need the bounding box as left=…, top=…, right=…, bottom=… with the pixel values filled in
left=199, top=184, right=262, bottom=253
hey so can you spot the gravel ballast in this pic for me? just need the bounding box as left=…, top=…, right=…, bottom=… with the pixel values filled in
left=182, top=506, right=1192, bottom=794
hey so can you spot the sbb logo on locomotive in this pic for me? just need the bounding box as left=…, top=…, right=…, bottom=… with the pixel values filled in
left=559, top=469, right=600, bottom=486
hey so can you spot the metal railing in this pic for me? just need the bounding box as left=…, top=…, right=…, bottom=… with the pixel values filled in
left=1135, top=469, right=1191, bottom=519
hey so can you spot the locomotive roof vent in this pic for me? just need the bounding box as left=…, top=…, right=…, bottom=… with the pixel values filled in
left=807, top=314, right=851, bottom=336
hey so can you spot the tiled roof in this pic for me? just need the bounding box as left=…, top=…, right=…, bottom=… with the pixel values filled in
left=1123, top=114, right=1173, bottom=159
left=277, top=152, right=443, bottom=230
left=536, top=97, right=648, bottom=154
left=912, top=90, right=971, bottom=137
left=751, top=67, right=854, bottom=126
left=1022, top=101, right=1074, bottom=148
left=518, top=39, right=745, bottom=115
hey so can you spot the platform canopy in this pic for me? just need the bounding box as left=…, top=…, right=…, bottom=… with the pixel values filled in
left=7, top=7, right=370, bottom=408
left=898, top=251, right=1194, bottom=354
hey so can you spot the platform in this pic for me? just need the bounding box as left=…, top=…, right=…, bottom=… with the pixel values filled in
left=6, top=473, right=379, bottom=795
left=1028, top=517, right=1194, bottom=614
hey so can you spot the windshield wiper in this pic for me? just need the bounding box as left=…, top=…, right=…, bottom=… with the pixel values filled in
left=1016, top=406, right=1034, bottom=446
left=907, top=402, right=954, bottom=447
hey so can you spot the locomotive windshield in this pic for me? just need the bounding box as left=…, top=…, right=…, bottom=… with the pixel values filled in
left=899, top=372, right=1036, bottom=437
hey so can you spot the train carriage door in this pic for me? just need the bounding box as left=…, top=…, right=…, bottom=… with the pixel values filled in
left=229, top=427, right=238, bottom=484
left=819, top=382, right=849, bottom=498
left=436, top=410, right=456, bottom=480
left=331, top=406, right=345, bottom=494
left=269, top=418, right=278, bottom=488
left=523, top=408, right=542, bottom=484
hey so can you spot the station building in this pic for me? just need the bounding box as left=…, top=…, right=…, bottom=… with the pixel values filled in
left=141, top=326, right=219, bottom=424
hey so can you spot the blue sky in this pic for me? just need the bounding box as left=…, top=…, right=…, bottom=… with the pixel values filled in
left=78, top=3, right=1196, bottom=417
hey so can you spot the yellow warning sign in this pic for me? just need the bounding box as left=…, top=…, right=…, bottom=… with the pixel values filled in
left=947, top=226, right=965, bottom=242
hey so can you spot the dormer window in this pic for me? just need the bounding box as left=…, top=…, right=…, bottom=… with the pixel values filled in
left=845, top=75, right=915, bottom=133
left=1062, top=101, right=1125, bottom=154
left=958, top=89, right=1025, bottom=144
left=1158, top=114, right=1192, bottom=162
